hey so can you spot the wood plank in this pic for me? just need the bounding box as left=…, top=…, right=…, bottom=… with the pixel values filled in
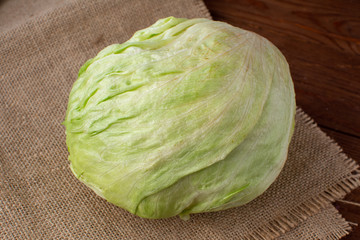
left=203, top=0, right=360, bottom=137
left=320, top=127, right=360, bottom=163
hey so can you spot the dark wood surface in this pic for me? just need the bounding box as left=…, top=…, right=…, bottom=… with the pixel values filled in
left=202, top=0, right=360, bottom=238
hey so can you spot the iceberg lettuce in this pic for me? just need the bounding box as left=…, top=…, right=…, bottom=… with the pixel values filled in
left=64, top=17, right=296, bottom=219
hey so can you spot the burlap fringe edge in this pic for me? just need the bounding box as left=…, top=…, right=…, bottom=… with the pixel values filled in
left=242, top=108, right=360, bottom=240
left=323, top=207, right=353, bottom=240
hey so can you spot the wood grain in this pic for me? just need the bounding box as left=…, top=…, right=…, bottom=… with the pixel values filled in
left=320, top=127, right=360, bottom=162
left=202, top=0, right=360, bottom=239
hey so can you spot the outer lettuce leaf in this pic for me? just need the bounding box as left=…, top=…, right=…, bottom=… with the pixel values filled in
left=64, top=17, right=296, bottom=219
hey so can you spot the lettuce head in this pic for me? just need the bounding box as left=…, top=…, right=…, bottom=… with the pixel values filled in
left=63, top=17, right=296, bottom=220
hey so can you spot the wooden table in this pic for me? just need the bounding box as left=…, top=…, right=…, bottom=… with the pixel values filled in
left=202, top=0, right=360, bottom=238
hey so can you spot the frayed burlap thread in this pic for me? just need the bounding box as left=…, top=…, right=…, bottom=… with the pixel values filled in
left=276, top=205, right=353, bottom=240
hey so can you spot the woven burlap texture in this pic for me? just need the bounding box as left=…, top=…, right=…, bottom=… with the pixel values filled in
left=276, top=205, right=352, bottom=240
left=1, top=0, right=359, bottom=239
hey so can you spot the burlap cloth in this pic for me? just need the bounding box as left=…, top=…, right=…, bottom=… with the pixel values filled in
left=1, top=0, right=359, bottom=239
